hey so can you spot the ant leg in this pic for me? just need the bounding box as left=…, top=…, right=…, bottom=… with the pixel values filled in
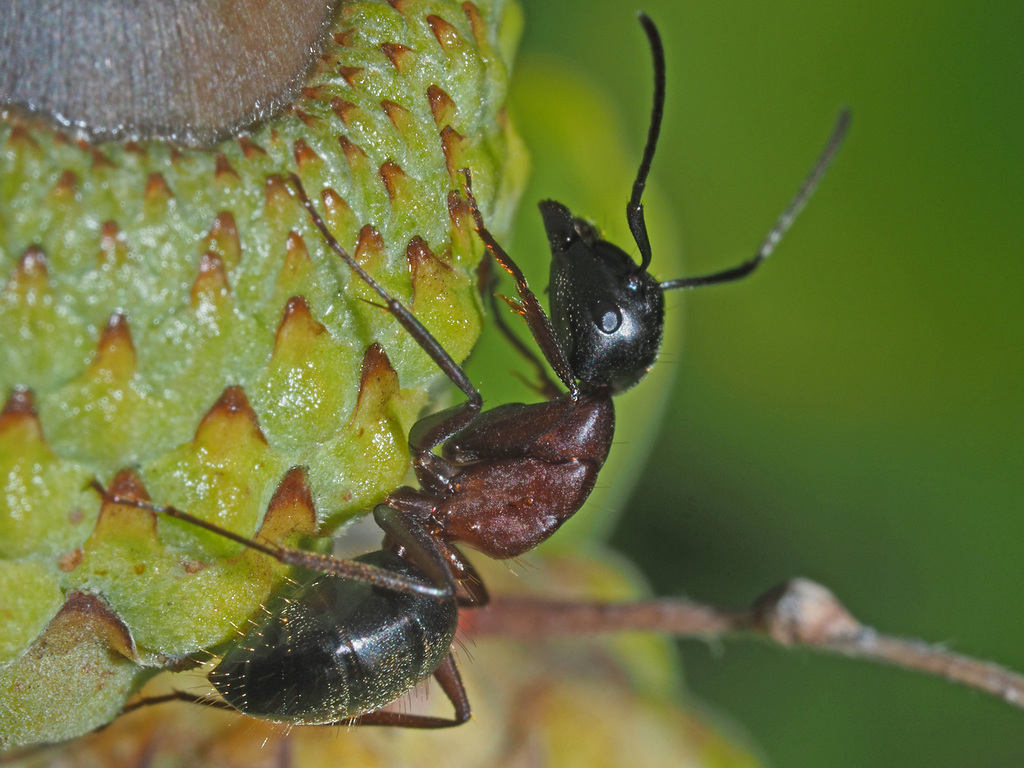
left=372, top=504, right=456, bottom=599
left=451, top=549, right=489, bottom=606
left=483, top=253, right=563, bottom=401
left=119, top=691, right=236, bottom=717
left=343, top=655, right=470, bottom=728
left=374, top=498, right=488, bottom=606
left=462, top=169, right=578, bottom=398
left=88, top=480, right=449, bottom=599
left=92, top=477, right=473, bottom=602
left=117, top=662, right=471, bottom=730
left=412, top=535, right=488, bottom=607
left=288, top=174, right=483, bottom=452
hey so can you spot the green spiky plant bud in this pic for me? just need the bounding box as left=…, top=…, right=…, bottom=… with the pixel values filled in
left=0, top=0, right=525, bottom=747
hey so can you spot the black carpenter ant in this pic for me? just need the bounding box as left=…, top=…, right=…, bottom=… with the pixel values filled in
left=99, top=13, right=849, bottom=730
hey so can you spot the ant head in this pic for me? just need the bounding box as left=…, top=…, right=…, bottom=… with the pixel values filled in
left=542, top=200, right=665, bottom=394
left=540, top=13, right=667, bottom=396
left=539, top=14, right=848, bottom=397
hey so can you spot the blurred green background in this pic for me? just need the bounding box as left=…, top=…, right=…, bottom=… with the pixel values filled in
left=496, top=1, right=1024, bottom=766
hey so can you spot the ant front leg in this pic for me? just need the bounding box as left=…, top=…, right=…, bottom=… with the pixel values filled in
left=462, top=169, right=578, bottom=399
left=478, top=232, right=564, bottom=401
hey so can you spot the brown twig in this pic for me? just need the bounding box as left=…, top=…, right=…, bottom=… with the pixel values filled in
left=466, top=577, right=1024, bottom=709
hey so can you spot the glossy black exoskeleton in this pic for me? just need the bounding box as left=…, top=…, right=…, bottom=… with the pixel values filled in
left=210, top=550, right=458, bottom=724
left=543, top=199, right=666, bottom=393
left=103, top=13, right=849, bottom=731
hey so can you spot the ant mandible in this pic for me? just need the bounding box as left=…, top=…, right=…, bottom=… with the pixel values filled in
left=99, top=13, right=849, bottom=731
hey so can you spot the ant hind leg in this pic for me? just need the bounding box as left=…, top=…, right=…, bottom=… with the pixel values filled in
left=119, top=659, right=470, bottom=730
left=119, top=690, right=236, bottom=718
left=343, top=655, right=470, bottom=729
left=87, top=480, right=450, bottom=599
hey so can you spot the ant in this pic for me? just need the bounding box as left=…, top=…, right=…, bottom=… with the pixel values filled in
left=95, top=13, right=849, bottom=731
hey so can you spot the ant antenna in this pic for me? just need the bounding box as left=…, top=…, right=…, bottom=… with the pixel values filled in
left=660, top=108, right=851, bottom=291
left=627, top=12, right=666, bottom=274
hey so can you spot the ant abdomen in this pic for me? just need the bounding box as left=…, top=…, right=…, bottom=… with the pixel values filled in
left=209, top=550, right=457, bottom=724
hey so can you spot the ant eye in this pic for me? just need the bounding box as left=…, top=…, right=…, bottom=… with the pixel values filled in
left=593, top=301, right=622, bottom=334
